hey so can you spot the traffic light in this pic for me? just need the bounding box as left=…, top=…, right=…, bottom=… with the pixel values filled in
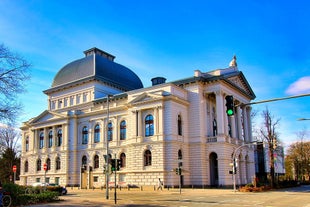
left=175, top=167, right=182, bottom=175
left=225, top=95, right=234, bottom=116
left=116, top=159, right=122, bottom=171
left=110, top=159, right=116, bottom=171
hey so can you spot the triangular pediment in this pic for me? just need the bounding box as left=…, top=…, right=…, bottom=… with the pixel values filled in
left=226, top=72, right=256, bottom=99
left=128, top=91, right=164, bottom=105
left=29, top=110, right=67, bottom=124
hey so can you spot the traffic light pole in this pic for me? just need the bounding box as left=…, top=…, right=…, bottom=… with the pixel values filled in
left=105, top=95, right=111, bottom=200
left=114, top=154, right=117, bottom=204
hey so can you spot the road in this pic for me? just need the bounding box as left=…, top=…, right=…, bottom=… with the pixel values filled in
left=29, top=185, right=310, bottom=207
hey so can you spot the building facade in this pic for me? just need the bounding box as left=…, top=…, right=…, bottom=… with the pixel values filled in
left=20, top=48, right=256, bottom=188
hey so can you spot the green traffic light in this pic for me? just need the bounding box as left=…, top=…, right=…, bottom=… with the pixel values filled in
left=227, top=109, right=234, bottom=116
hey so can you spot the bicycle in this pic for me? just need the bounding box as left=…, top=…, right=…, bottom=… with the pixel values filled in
left=1, top=191, right=12, bottom=207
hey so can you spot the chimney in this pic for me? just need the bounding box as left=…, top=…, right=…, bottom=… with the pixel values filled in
left=151, top=77, right=166, bottom=86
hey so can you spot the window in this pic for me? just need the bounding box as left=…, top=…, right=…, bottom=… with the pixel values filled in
left=82, top=126, right=88, bottom=144
left=213, top=119, right=217, bottom=136
left=94, top=176, right=99, bottom=182
left=94, top=155, right=99, bottom=169
left=25, top=136, right=29, bottom=152
left=56, top=157, right=61, bottom=170
left=24, top=161, right=28, bottom=173
left=108, top=122, right=113, bottom=141
left=144, top=150, right=152, bottom=166
left=46, top=158, right=51, bottom=171
left=178, top=115, right=182, bottom=136
left=94, top=124, right=100, bottom=143
left=145, top=114, right=154, bottom=137
left=55, top=177, right=60, bottom=185
left=120, top=153, right=126, bottom=168
left=57, top=129, right=62, bottom=147
left=39, top=132, right=44, bottom=149
left=120, top=120, right=126, bottom=140
left=48, top=130, right=53, bottom=148
left=82, top=155, right=87, bottom=167
left=37, top=159, right=42, bottom=171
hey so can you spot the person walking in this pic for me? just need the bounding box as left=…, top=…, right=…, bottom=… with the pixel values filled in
left=157, top=178, right=163, bottom=191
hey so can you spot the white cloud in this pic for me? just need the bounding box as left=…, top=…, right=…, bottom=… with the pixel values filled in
left=286, top=76, right=310, bottom=95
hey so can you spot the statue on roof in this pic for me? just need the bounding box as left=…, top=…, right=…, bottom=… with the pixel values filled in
left=229, top=55, right=237, bottom=67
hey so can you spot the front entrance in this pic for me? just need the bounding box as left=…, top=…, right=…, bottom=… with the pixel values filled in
left=209, top=152, right=219, bottom=187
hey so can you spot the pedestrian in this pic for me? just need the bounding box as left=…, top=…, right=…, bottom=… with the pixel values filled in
left=157, top=178, right=163, bottom=191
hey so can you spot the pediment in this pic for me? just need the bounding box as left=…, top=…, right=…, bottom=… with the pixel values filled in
left=128, top=91, right=164, bottom=105
left=29, top=110, right=66, bottom=124
left=226, top=73, right=255, bottom=99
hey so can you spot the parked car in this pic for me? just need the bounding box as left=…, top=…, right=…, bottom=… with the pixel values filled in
left=47, top=183, right=67, bottom=195
left=32, top=182, right=48, bottom=187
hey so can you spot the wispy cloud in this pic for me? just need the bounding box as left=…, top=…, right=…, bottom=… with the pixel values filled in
left=286, top=76, right=310, bottom=95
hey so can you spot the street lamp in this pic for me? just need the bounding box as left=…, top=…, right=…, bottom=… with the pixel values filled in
left=105, top=94, right=113, bottom=199
left=232, top=141, right=257, bottom=192
left=297, top=118, right=310, bottom=121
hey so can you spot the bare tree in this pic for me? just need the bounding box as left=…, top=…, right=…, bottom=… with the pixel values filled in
left=260, top=107, right=280, bottom=188
left=0, top=43, right=31, bottom=123
left=0, top=125, right=21, bottom=155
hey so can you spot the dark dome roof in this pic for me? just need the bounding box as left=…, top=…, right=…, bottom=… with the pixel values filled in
left=51, top=48, right=143, bottom=91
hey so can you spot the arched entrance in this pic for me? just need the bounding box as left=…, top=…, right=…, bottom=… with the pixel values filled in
left=209, top=152, right=218, bottom=187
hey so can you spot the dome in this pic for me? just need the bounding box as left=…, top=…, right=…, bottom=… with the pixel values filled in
left=51, top=48, right=143, bottom=91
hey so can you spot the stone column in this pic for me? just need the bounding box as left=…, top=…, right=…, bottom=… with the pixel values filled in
left=242, top=106, right=249, bottom=142
left=236, top=106, right=243, bottom=140
left=246, top=107, right=253, bottom=142
left=33, top=129, right=37, bottom=153
left=138, top=110, right=142, bottom=137
left=215, top=90, right=225, bottom=136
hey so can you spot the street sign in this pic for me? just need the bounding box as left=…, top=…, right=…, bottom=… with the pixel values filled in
left=12, top=165, right=16, bottom=172
left=43, top=163, right=47, bottom=171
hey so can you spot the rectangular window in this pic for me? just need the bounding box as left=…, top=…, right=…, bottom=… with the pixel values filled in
left=94, top=176, right=98, bottom=182
left=55, top=177, right=60, bottom=185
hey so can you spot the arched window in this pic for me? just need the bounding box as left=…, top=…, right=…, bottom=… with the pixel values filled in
left=120, top=120, right=126, bottom=140
left=39, top=131, right=44, bottom=149
left=178, top=115, right=182, bottom=136
left=120, top=153, right=126, bottom=168
left=25, top=136, right=29, bottom=152
left=145, top=115, right=154, bottom=137
left=24, top=161, right=28, bottom=173
left=108, top=122, right=113, bottom=141
left=82, top=155, right=87, bottom=167
left=46, top=158, right=51, bottom=171
left=37, top=159, right=42, bottom=171
left=82, top=126, right=88, bottom=144
left=48, top=130, right=53, bottom=148
left=144, top=150, right=152, bottom=166
left=94, top=124, right=100, bottom=143
left=94, top=155, right=99, bottom=169
left=57, top=129, right=62, bottom=147
left=56, top=157, right=61, bottom=170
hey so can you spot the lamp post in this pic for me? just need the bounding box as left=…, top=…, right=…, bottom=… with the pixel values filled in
left=297, top=118, right=310, bottom=121
left=105, top=95, right=112, bottom=199
left=232, top=141, right=257, bottom=192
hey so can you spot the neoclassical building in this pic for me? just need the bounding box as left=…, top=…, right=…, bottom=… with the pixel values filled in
left=20, top=48, right=256, bottom=188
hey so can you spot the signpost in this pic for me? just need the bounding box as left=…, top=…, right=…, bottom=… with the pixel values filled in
left=12, top=165, right=16, bottom=184
left=43, top=163, right=47, bottom=190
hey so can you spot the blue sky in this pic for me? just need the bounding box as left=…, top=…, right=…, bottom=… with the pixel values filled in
left=1, top=0, right=310, bottom=148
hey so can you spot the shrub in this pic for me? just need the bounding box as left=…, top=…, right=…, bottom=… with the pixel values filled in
left=1, top=184, right=60, bottom=206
